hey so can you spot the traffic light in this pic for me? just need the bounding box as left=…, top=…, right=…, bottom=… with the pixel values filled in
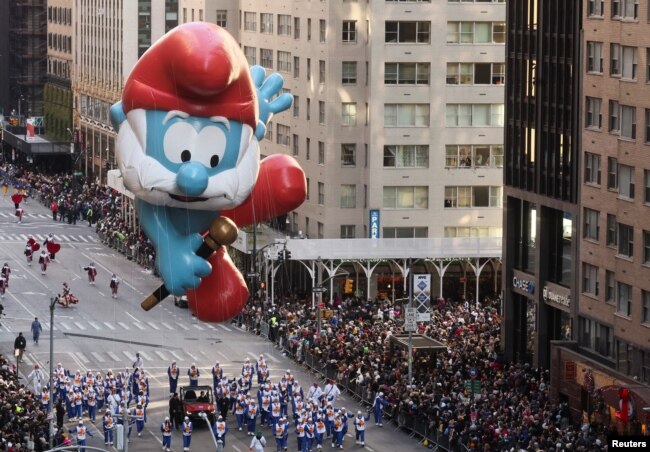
left=344, top=278, right=354, bottom=294
left=284, top=249, right=291, bottom=260
left=277, top=251, right=284, bottom=262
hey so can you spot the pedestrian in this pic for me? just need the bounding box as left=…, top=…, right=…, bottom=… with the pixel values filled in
left=56, top=399, right=66, bottom=428
left=16, top=206, right=24, bottom=223
left=0, top=276, right=6, bottom=299
left=181, top=416, right=193, bottom=451
left=249, top=430, right=267, bottom=452
left=86, top=206, right=94, bottom=226
left=306, top=381, right=323, bottom=406
left=28, top=363, right=45, bottom=393
left=169, top=393, right=183, bottom=430
left=31, top=317, right=43, bottom=344
left=161, top=416, right=173, bottom=452
left=323, top=379, right=341, bottom=404
left=83, top=263, right=97, bottom=284
left=14, top=332, right=26, bottom=363
left=1, top=262, right=10, bottom=287
left=132, top=352, right=143, bottom=369
left=51, top=200, right=58, bottom=221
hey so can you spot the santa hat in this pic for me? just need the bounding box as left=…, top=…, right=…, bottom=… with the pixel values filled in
left=122, top=22, right=258, bottom=129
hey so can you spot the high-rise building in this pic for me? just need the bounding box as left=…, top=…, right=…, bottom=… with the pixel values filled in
left=502, top=0, right=582, bottom=367
left=73, top=0, right=178, bottom=182
left=180, top=0, right=505, bottom=241
left=45, top=1, right=74, bottom=145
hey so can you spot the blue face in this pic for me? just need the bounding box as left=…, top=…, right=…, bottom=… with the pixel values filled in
left=146, top=110, right=243, bottom=174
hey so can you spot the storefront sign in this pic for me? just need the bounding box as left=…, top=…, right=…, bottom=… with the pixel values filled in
left=564, top=361, right=576, bottom=380
left=543, top=283, right=571, bottom=309
left=511, top=271, right=535, bottom=297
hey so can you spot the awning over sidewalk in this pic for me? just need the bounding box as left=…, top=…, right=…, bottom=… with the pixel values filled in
left=389, top=334, right=447, bottom=352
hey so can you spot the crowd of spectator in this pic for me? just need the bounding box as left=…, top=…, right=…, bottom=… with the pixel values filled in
left=0, top=353, right=49, bottom=451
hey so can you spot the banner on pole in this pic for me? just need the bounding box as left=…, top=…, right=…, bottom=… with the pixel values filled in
left=413, top=274, right=431, bottom=322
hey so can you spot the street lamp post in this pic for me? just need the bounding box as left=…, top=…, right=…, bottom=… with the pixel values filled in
left=313, top=267, right=349, bottom=337
left=48, top=296, right=56, bottom=449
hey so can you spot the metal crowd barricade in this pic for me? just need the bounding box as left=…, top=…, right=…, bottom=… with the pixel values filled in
left=259, top=320, right=269, bottom=339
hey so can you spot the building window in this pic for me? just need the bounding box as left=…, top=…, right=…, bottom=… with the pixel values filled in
left=645, top=109, right=650, bottom=143
left=384, top=145, right=429, bottom=168
left=318, top=182, right=325, bottom=205
left=584, top=152, right=601, bottom=185
left=603, top=270, right=615, bottom=303
left=292, top=134, right=299, bottom=156
left=340, top=184, right=356, bottom=208
left=278, top=14, right=291, bottom=36
left=318, top=101, right=325, bottom=124
left=645, top=170, right=650, bottom=203
left=383, top=186, right=429, bottom=209
left=307, top=18, right=312, bottom=41
left=585, top=97, right=602, bottom=129
left=199, top=9, right=203, bottom=21
left=294, top=17, right=300, bottom=39
left=384, top=104, right=430, bottom=127
left=620, top=105, right=637, bottom=139
left=643, top=290, right=650, bottom=323
left=317, top=222, right=324, bottom=239
left=444, top=226, right=501, bottom=238
left=446, top=21, right=505, bottom=44
left=341, top=144, right=356, bottom=167
left=277, top=51, right=291, bottom=73
left=607, top=157, right=618, bottom=189
left=612, top=0, right=639, bottom=19
left=583, top=208, right=600, bottom=241
left=644, top=230, right=650, bottom=264
left=216, top=10, right=227, bottom=27
left=276, top=124, right=290, bottom=146
left=265, top=121, right=273, bottom=141
left=617, top=282, right=632, bottom=317
left=617, top=223, right=634, bottom=257
left=587, top=42, right=603, bottom=73
left=342, top=20, right=357, bottom=43
left=444, top=186, right=502, bottom=208
left=244, top=12, right=256, bottom=31
left=306, top=98, right=311, bottom=121
left=618, top=164, right=635, bottom=199
left=607, top=214, right=618, bottom=247
left=446, top=104, right=504, bottom=127
left=260, top=48, right=273, bottom=69
left=385, top=21, right=431, bottom=44
left=385, top=63, right=430, bottom=85
left=588, top=0, right=605, bottom=16
left=582, top=263, right=599, bottom=296
left=317, top=141, right=325, bottom=165
left=341, top=103, right=357, bottom=126
left=306, top=137, right=310, bottom=160
left=261, top=13, right=273, bottom=34
left=384, top=227, right=429, bottom=238
left=319, top=60, right=326, bottom=83
left=307, top=58, right=311, bottom=80
left=446, top=62, right=504, bottom=85
left=342, top=62, right=357, bottom=84
left=340, top=225, right=356, bottom=239
left=445, top=144, right=503, bottom=168
left=293, top=95, right=299, bottom=118
left=320, top=19, right=326, bottom=42
left=293, top=57, right=300, bottom=79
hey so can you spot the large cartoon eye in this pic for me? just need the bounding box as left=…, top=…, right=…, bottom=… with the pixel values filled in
left=163, top=122, right=197, bottom=164
left=193, top=126, right=227, bottom=169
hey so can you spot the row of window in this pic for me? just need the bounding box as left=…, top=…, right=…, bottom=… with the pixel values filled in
left=587, top=0, right=640, bottom=20
left=586, top=42, right=650, bottom=81
left=583, top=152, right=650, bottom=203
left=578, top=316, right=650, bottom=384
left=585, top=97, right=646, bottom=141
left=47, top=58, right=70, bottom=80
left=48, top=6, right=72, bottom=25
left=336, top=224, right=503, bottom=240
left=583, top=209, right=648, bottom=263
left=78, top=94, right=111, bottom=125
left=47, top=33, right=72, bottom=54
left=582, top=263, right=650, bottom=322
left=446, top=63, right=505, bottom=85
left=444, top=186, right=502, bottom=208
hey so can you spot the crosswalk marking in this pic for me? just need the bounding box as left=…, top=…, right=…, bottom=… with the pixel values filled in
left=44, top=322, right=57, bottom=331
left=78, top=235, right=88, bottom=242
left=247, top=352, right=259, bottom=361
left=139, top=351, right=152, bottom=361
left=155, top=351, right=167, bottom=361
left=175, top=322, right=189, bottom=331
left=88, top=321, right=101, bottom=330
left=0, top=232, right=98, bottom=242
left=133, top=322, right=146, bottom=330
left=265, top=354, right=280, bottom=363
left=74, top=322, right=86, bottom=330
left=60, top=322, right=71, bottom=330
left=35, top=234, right=45, bottom=241
left=103, top=322, right=116, bottom=330
left=206, top=324, right=216, bottom=330
left=53, top=235, right=62, bottom=241
left=217, top=324, right=232, bottom=332
left=20, top=234, right=28, bottom=240
left=60, top=234, right=70, bottom=241
left=122, top=351, right=135, bottom=362
left=107, top=351, right=121, bottom=362
left=192, top=324, right=204, bottom=331
left=161, top=322, right=174, bottom=330
left=91, top=352, right=106, bottom=363
left=169, top=351, right=183, bottom=362
left=76, top=352, right=90, bottom=364
left=185, top=350, right=199, bottom=361
left=146, top=322, right=160, bottom=330
left=117, top=322, right=130, bottom=330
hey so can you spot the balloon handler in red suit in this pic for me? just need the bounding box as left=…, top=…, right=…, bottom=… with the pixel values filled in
left=109, top=23, right=306, bottom=323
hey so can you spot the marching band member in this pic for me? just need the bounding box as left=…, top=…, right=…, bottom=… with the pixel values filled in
left=70, top=420, right=93, bottom=452
left=102, top=409, right=115, bottom=445
left=167, top=361, right=179, bottom=396
left=274, top=417, right=289, bottom=451
left=134, top=403, right=146, bottom=437
left=38, top=249, right=50, bottom=275
left=181, top=415, right=193, bottom=451
left=1, top=263, right=10, bottom=287
left=353, top=410, right=370, bottom=446
left=187, top=363, right=200, bottom=386
left=160, top=416, right=173, bottom=452
left=213, top=414, right=228, bottom=447
left=372, top=391, right=389, bottom=427
left=24, top=242, right=33, bottom=265
left=83, top=263, right=97, bottom=284
left=245, top=399, right=259, bottom=436
left=110, top=274, right=120, bottom=298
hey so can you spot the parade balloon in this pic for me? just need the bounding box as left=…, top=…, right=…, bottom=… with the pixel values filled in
left=109, top=22, right=306, bottom=322
left=46, top=242, right=61, bottom=256
left=11, top=194, right=23, bottom=205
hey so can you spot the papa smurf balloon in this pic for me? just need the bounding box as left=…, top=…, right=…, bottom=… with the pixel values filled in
left=110, top=22, right=306, bottom=321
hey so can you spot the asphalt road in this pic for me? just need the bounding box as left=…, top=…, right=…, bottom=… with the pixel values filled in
left=0, top=192, right=418, bottom=452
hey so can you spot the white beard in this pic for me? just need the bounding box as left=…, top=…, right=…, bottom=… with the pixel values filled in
left=116, top=109, right=259, bottom=211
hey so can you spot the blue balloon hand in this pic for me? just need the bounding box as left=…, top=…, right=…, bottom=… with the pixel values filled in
left=157, top=233, right=212, bottom=296
left=251, top=65, right=293, bottom=141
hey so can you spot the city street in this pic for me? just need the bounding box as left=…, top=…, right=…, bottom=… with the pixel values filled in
left=0, top=193, right=414, bottom=452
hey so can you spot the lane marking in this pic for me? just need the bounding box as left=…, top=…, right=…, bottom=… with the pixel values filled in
left=175, top=322, right=189, bottom=331
left=185, top=350, right=199, bottom=361
left=169, top=351, right=183, bottom=362
left=146, top=322, right=160, bottom=330
left=122, top=351, right=135, bottom=362
left=133, top=322, right=146, bottom=330
left=117, top=322, right=130, bottom=330
left=76, top=352, right=90, bottom=364
left=161, top=322, right=174, bottom=330
left=139, top=351, right=152, bottom=361
left=192, top=324, right=204, bottom=331
left=88, top=321, right=101, bottom=330
left=78, top=236, right=88, bottom=242
left=106, top=351, right=121, bottom=362
left=91, top=352, right=106, bottom=363
left=155, top=351, right=167, bottom=361
left=60, top=322, right=71, bottom=330
left=217, top=324, right=232, bottom=332
left=103, top=322, right=116, bottom=330
left=73, top=322, right=86, bottom=330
